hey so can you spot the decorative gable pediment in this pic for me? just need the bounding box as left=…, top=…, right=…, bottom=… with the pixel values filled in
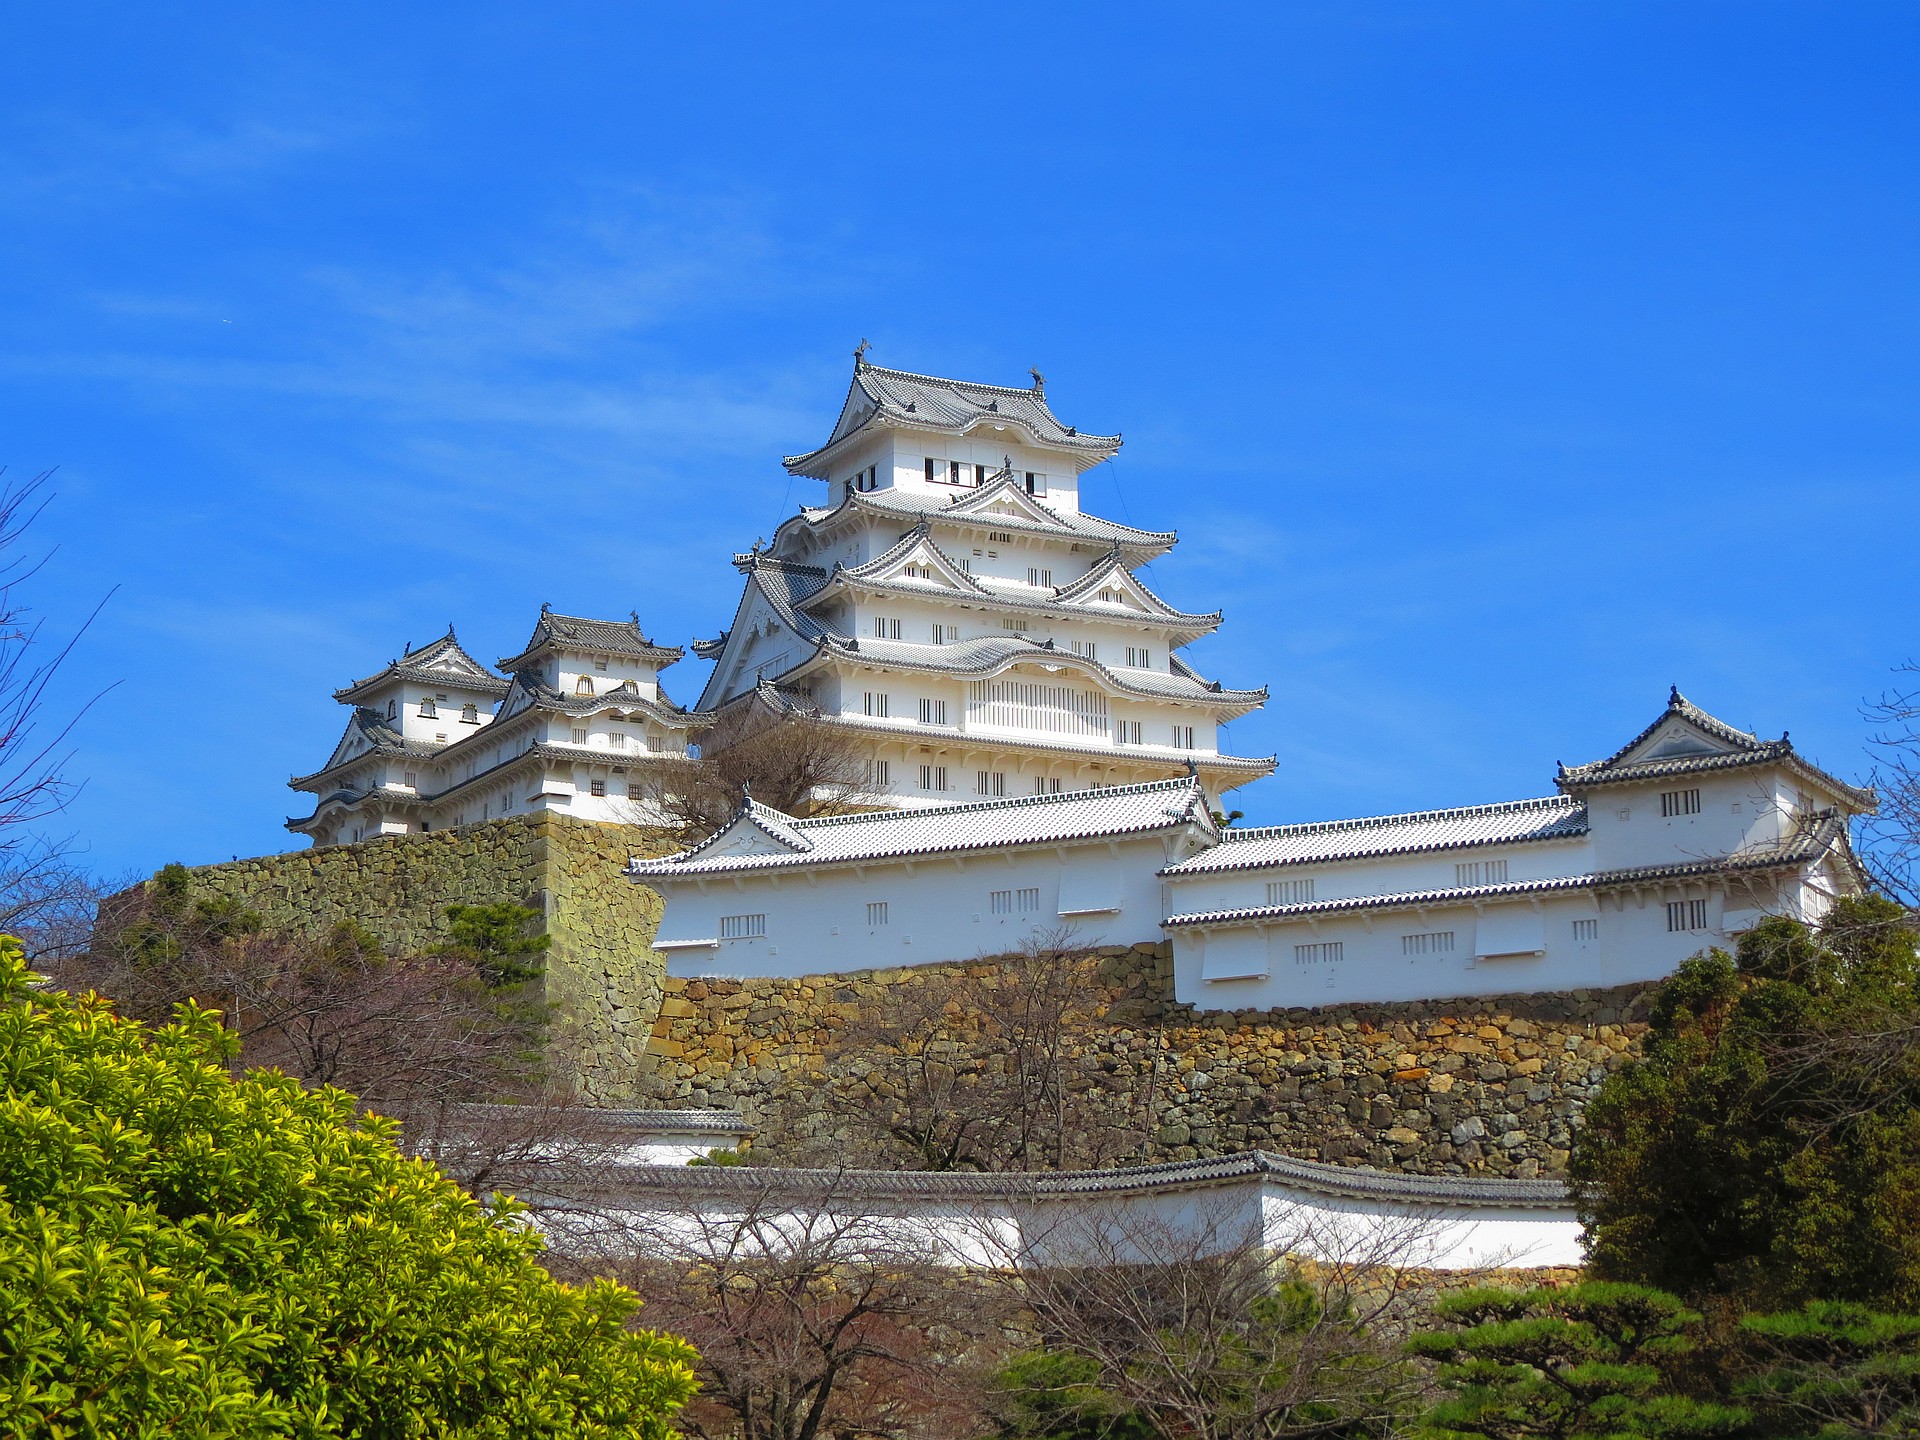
left=942, top=476, right=1070, bottom=530
left=843, top=526, right=984, bottom=594
left=1617, top=717, right=1746, bottom=766
left=689, top=803, right=816, bottom=861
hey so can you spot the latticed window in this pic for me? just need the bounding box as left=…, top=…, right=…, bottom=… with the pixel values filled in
left=867, top=902, right=889, bottom=927
left=1572, top=918, right=1599, bottom=942
left=977, top=770, right=1006, bottom=797
left=1401, top=931, right=1455, bottom=956
left=1667, top=899, right=1709, bottom=933
left=1295, top=942, right=1343, bottom=966
left=1456, top=859, right=1509, bottom=886
left=918, top=698, right=948, bottom=725
left=719, top=914, right=766, bottom=940
left=1267, top=878, right=1315, bottom=905
left=1661, top=788, right=1702, bottom=817
left=968, top=679, right=1108, bottom=738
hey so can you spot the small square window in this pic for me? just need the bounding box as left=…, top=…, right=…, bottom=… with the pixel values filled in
left=589, top=779, right=606, bottom=798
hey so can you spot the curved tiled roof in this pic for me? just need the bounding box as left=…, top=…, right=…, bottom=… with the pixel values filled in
left=1557, top=688, right=1875, bottom=808
left=498, top=609, right=684, bottom=672
left=495, top=673, right=694, bottom=727
left=629, top=775, right=1212, bottom=878
left=1165, top=813, right=1856, bottom=928
left=784, top=361, right=1122, bottom=476
left=802, top=633, right=1266, bottom=713
left=290, top=708, right=442, bottom=789
left=333, top=628, right=509, bottom=704
left=1163, top=796, right=1589, bottom=876
left=790, top=479, right=1175, bottom=557
left=530, top=1148, right=1569, bottom=1210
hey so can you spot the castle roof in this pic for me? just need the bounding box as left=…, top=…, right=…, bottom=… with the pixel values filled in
left=1556, top=688, right=1875, bottom=809
left=1166, top=812, right=1857, bottom=928
left=628, top=775, right=1213, bottom=879
left=497, top=609, right=683, bottom=673
left=288, top=708, right=444, bottom=790
left=789, top=472, right=1176, bottom=559
left=333, top=628, right=508, bottom=704
left=783, top=359, right=1122, bottom=477
left=1163, top=796, right=1590, bottom=876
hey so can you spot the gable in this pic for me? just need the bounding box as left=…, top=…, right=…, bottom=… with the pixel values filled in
left=1618, top=718, right=1746, bottom=766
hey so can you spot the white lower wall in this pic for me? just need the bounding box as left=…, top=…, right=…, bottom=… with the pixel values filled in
left=653, top=834, right=1173, bottom=980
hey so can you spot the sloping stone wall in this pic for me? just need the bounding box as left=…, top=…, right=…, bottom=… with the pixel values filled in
left=174, top=816, right=678, bottom=1104
left=641, top=944, right=1652, bottom=1179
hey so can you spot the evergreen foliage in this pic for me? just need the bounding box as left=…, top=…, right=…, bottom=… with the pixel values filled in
left=1569, top=895, right=1920, bottom=1308
left=994, top=1349, right=1154, bottom=1440
left=0, top=935, right=697, bottom=1437
left=1735, top=1302, right=1920, bottom=1436
left=1408, top=1282, right=1750, bottom=1440
left=434, top=901, right=551, bottom=988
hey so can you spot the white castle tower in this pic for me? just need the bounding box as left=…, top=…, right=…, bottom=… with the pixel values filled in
left=692, top=352, right=1273, bottom=807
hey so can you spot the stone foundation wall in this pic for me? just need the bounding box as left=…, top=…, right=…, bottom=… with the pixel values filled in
left=642, top=943, right=1653, bottom=1179
left=173, top=817, right=678, bottom=1104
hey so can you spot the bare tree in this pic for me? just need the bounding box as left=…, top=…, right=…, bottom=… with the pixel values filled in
left=986, top=1200, right=1441, bottom=1440
left=633, top=702, right=887, bottom=839
left=798, top=932, right=1151, bottom=1173
left=0, top=471, right=111, bottom=850
left=1865, top=662, right=1920, bottom=902
left=562, top=1178, right=998, bottom=1440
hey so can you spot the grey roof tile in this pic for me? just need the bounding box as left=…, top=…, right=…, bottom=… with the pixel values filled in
left=1163, top=796, right=1589, bottom=875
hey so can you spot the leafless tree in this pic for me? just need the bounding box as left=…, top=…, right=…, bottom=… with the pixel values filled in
left=797, top=932, right=1151, bottom=1173
left=983, top=1199, right=1442, bottom=1440
left=1865, top=662, right=1920, bottom=902
left=0, top=837, right=117, bottom=964
left=632, top=703, right=888, bottom=839
left=559, top=1178, right=1000, bottom=1440
left=0, top=471, right=112, bottom=851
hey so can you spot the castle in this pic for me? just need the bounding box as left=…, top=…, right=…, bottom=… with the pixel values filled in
left=288, top=351, right=1876, bottom=1010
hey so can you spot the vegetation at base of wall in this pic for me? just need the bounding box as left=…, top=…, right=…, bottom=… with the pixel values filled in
left=0, top=934, right=698, bottom=1438
left=1569, top=894, right=1920, bottom=1309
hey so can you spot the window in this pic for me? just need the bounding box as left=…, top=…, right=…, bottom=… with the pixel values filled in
left=867, top=901, right=889, bottom=927
left=1034, top=776, right=1064, bottom=795
left=874, top=759, right=890, bottom=786
left=949, top=459, right=964, bottom=484
left=873, top=616, right=903, bottom=640
left=903, top=563, right=932, bottom=579
left=589, top=779, right=606, bottom=798
left=1172, top=725, right=1196, bottom=749
left=931, top=623, right=958, bottom=643
left=609, top=732, right=627, bottom=749
left=991, top=889, right=1013, bottom=914
left=647, top=733, right=669, bottom=752
left=418, top=698, right=438, bottom=718
left=1018, top=888, right=1041, bottom=912
left=864, top=691, right=890, bottom=718
left=1024, top=471, right=1046, bottom=496
left=1267, top=878, right=1316, bottom=905
left=973, top=463, right=988, bottom=485
left=924, top=457, right=938, bottom=480
left=1572, top=918, right=1599, bottom=942
left=918, top=698, right=948, bottom=725
left=1125, top=646, right=1152, bottom=668
left=1069, top=639, right=1097, bottom=660
left=1098, top=588, right=1125, bottom=605
left=1661, top=788, right=1703, bottom=817
left=989, top=530, right=1014, bottom=543
left=1027, top=567, right=1054, bottom=588
left=575, top=676, right=594, bottom=696
left=435, top=732, right=448, bottom=744
left=571, top=728, right=588, bottom=744
left=593, top=659, right=608, bottom=672
left=968, top=679, right=1109, bottom=739
left=977, top=770, right=1007, bottom=797
left=386, top=699, right=397, bottom=719
left=918, top=764, right=948, bottom=792
left=1456, top=859, right=1510, bottom=886
left=1116, top=719, right=1144, bottom=745
left=461, top=702, right=479, bottom=723
left=1667, top=899, right=1709, bottom=933
left=1401, top=931, right=1456, bottom=956
left=1009, top=617, right=1031, bottom=633
left=719, top=913, right=766, bottom=940
left=1295, top=942, right=1344, bottom=966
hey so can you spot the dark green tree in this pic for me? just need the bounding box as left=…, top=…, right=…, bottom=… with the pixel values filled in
left=1569, top=895, right=1920, bottom=1307
left=994, top=1349, right=1154, bottom=1440
left=1408, top=1282, right=1749, bottom=1440
left=435, top=900, right=551, bottom=987
left=0, top=934, right=697, bottom=1437
left=1736, top=1302, right=1920, bottom=1437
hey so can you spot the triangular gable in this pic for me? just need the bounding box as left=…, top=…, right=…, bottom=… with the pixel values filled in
left=696, top=575, right=818, bottom=711
left=1588, top=690, right=1765, bottom=774
left=406, top=630, right=500, bottom=686
left=839, top=526, right=987, bottom=595
left=1054, top=554, right=1220, bottom=627
left=678, top=800, right=817, bottom=863
left=939, top=474, right=1074, bottom=530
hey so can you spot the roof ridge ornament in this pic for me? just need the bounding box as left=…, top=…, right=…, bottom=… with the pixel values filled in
left=853, top=338, right=870, bottom=371
left=1030, top=366, right=1046, bottom=397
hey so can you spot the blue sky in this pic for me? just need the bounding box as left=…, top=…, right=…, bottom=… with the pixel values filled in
left=2, top=3, right=1916, bottom=878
